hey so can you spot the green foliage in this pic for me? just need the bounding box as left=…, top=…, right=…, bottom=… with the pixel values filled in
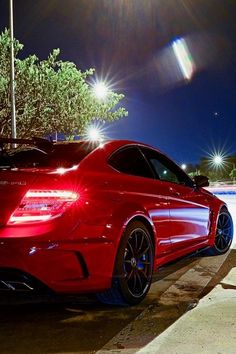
left=0, top=29, right=128, bottom=138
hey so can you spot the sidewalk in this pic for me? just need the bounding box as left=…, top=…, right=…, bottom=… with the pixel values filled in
left=138, top=245, right=236, bottom=354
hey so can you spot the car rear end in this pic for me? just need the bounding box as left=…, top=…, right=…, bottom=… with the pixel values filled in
left=0, top=139, right=115, bottom=296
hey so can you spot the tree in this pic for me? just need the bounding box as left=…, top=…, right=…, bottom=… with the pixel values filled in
left=0, top=29, right=128, bottom=138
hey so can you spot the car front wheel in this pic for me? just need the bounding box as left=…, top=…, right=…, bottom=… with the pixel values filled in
left=205, top=208, right=233, bottom=256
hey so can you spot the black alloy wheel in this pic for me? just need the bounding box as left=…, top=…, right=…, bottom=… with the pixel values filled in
left=215, top=210, right=233, bottom=253
left=122, top=225, right=153, bottom=300
left=204, top=208, right=233, bottom=256
left=97, top=221, right=154, bottom=306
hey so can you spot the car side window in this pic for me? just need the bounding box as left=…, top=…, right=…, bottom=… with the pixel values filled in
left=150, top=158, right=180, bottom=183
left=141, top=147, right=194, bottom=187
left=108, top=146, right=154, bottom=179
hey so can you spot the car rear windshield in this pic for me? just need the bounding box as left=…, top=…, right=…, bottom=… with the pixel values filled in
left=0, top=141, right=98, bottom=169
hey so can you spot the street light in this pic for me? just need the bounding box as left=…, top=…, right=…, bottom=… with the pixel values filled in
left=92, top=80, right=109, bottom=100
left=181, top=163, right=187, bottom=170
left=208, top=149, right=227, bottom=170
left=213, top=155, right=223, bottom=166
left=210, top=154, right=225, bottom=169
left=85, top=125, right=104, bottom=142
left=87, top=126, right=101, bottom=141
left=209, top=152, right=236, bottom=184
left=212, top=155, right=236, bottom=184
left=9, top=0, right=16, bottom=142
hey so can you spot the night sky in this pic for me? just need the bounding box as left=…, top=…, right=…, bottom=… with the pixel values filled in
left=0, top=0, right=236, bottom=165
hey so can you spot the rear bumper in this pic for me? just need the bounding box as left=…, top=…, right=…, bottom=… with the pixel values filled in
left=0, top=224, right=117, bottom=294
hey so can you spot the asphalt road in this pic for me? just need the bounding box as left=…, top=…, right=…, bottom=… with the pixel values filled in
left=0, top=250, right=233, bottom=354
left=0, top=193, right=235, bottom=354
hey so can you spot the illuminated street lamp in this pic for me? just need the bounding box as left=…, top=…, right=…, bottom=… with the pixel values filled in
left=181, top=163, right=187, bottom=170
left=87, top=127, right=101, bottom=141
left=85, top=125, right=104, bottom=142
left=209, top=152, right=236, bottom=184
left=92, top=81, right=109, bottom=100
left=212, top=154, right=224, bottom=168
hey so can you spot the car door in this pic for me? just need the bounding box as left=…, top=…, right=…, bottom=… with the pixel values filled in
left=141, top=147, right=211, bottom=250
left=108, top=145, right=172, bottom=256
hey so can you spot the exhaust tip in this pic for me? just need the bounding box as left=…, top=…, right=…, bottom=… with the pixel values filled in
left=0, top=280, right=34, bottom=291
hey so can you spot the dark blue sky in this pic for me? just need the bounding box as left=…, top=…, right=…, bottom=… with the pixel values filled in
left=0, top=0, right=236, bottom=164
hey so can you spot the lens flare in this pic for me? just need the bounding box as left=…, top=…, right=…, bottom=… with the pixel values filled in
left=172, top=38, right=195, bottom=81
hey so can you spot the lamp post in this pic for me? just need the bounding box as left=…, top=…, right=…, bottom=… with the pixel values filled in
left=9, top=0, right=16, bottom=143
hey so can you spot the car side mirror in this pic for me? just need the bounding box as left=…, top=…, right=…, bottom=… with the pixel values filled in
left=194, top=175, right=209, bottom=188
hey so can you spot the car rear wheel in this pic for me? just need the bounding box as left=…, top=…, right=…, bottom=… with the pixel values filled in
left=97, top=221, right=154, bottom=306
left=205, top=208, right=233, bottom=256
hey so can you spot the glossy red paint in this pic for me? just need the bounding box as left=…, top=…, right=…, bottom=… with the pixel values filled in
left=0, top=140, right=226, bottom=296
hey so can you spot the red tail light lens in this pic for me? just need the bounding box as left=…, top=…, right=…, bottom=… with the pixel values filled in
left=8, top=190, right=79, bottom=225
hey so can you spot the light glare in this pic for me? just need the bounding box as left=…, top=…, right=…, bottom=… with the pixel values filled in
left=207, top=148, right=229, bottom=170
left=172, top=38, right=195, bottom=81
left=87, top=127, right=101, bottom=141
left=93, top=81, right=108, bottom=99
left=84, top=123, right=106, bottom=142
left=213, top=155, right=223, bottom=165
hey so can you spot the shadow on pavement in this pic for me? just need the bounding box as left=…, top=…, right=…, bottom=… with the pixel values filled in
left=97, top=249, right=236, bottom=352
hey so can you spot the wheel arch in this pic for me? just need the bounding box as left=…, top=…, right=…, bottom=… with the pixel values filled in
left=111, top=213, right=157, bottom=277
left=97, top=215, right=156, bottom=306
left=208, top=200, right=229, bottom=246
left=125, top=215, right=156, bottom=253
left=102, top=203, right=157, bottom=278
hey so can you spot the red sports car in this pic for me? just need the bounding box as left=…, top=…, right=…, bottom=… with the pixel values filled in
left=0, top=138, right=233, bottom=305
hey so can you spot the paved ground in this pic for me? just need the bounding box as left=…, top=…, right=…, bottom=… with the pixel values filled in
left=137, top=248, right=236, bottom=354
left=0, top=248, right=234, bottom=354
left=97, top=251, right=235, bottom=353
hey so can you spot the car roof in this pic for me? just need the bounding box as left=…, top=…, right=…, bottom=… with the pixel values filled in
left=54, top=139, right=161, bottom=154
left=61, top=139, right=164, bottom=173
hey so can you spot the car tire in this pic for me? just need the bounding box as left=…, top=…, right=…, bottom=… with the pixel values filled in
left=204, top=208, right=233, bottom=256
left=97, top=221, right=154, bottom=306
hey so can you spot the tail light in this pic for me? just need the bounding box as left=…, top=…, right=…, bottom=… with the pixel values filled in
left=8, top=190, right=79, bottom=225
